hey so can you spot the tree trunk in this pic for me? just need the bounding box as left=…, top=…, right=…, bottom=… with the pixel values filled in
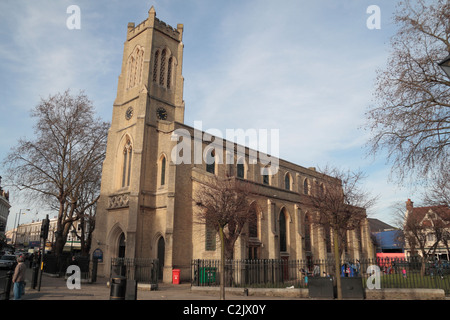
left=333, top=231, right=342, bottom=300
left=54, top=228, right=66, bottom=257
left=219, top=226, right=225, bottom=300
left=420, top=260, right=426, bottom=277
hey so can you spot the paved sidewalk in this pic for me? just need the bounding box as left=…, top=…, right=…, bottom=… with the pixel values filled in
left=14, top=274, right=449, bottom=301
left=15, top=274, right=293, bottom=300
left=9, top=275, right=428, bottom=320
left=16, top=275, right=206, bottom=300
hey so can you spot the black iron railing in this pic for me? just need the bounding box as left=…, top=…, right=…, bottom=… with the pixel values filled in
left=110, top=258, right=159, bottom=285
left=43, top=254, right=92, bottom=280
left=191, top=257, right=450, bottom=294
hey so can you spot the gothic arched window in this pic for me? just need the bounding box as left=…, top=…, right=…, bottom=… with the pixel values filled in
left=262, top=165, right=270, bottom=185
left=304, top=213, right=312, bottom=253
left=285, top=173, right=291, bottom=190
left=249, top=205, right=258, bottom=238
left=206, top=149, right=215, bottom=174
left=319, top=183, right=325, bottom=196
left=236, top=157, right=246, bottom=179
left=248, top=203, right=260, bottom=260
left=303, top=178, right=309, bottom=195
left=153, top=47, right=175, bottom=90
left=237, top=163, right=244, bottom=179
left=167, top=57, right=173, bottom=89
left=152, top=50, right=159, bottom=83
left=159, top=49, right=166, bottom=86
left=160, top=155, right=166, bottom=186
left=324, top=223, right=332, bottom=253
left=127, top=46, right=145, bottom=89
left=118, top=233, right=126, bottom=258
left=122, top=138, right=132, bottom=187
left=205, top=212, right=216, bottom=251
left=279, top=208, right=287, bottom=252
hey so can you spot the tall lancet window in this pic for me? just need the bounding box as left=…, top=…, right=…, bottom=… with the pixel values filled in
left=122, top=138, right=132, bottom=187
left=303, top=178, right=309, bottom=195
left=167, top=57, right=173, bottom=89
left=153, top=48, right=175, bottom=89
left=279, top=208, right=287, bottom=252
left=127, top=46, right=145, bottom=89
left=160, top=155, right=166, bottom=186
left=159, top=49, right=166, bottom=86
left=205, top=149, right=216, bottom=174
left=285, top=173, right=291, bottom=190
left=153, top=50, right=159, bottom=83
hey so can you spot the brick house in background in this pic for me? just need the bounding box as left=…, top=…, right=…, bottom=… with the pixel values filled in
left=404, top=199, right=450, bottom=260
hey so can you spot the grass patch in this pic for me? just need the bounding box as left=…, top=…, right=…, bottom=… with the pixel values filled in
left=363, top=272, right=450, bottom=294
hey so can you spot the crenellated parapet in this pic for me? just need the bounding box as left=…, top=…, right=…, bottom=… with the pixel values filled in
left=126, top=6, right=183, bottom=42
left=0, top=190, right=8, bottom=201
left=0, top=176, right=8, bottom=201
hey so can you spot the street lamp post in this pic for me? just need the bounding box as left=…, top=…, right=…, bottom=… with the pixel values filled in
left=13, top=208, right=30, bottom=248
left=438, top=54, right=450, bottom=79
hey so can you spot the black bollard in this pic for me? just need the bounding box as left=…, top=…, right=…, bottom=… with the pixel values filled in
left=31, top=265, right=39, bottom=289
left=5, top=270, right=14, bottom=300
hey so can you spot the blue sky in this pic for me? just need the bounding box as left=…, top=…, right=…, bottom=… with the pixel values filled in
left=0, top=0, right=416, bottom=230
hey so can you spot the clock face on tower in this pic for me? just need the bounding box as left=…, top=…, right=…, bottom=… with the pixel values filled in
left=156, top=107, right=168, bottom=120
left=125, top=106, right=134, bottom=120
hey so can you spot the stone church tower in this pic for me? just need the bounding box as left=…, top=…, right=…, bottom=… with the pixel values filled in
left=92, top=7, right=186, bottom=281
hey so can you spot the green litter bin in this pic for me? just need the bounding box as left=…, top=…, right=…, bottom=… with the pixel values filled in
left=199, top=267, right=216, bottom=284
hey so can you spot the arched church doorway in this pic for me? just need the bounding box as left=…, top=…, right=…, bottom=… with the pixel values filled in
left=157, top=236, right=165, bottom=280
left=118, top=232, right=126, bottom=258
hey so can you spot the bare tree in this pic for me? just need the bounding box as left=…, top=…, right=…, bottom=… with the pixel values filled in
left=365, top=0, right=450, bottom=183
left=3, top=90, right=109, bottom=256
left=422, top=162, right=450, bottom=206
left=72, top=162, right=102, bottom=256
left=194, top=175, right=254, bottom=300
left=391, top=201, right=421, bottom=259
left=307, top=166, right=377, bottom=300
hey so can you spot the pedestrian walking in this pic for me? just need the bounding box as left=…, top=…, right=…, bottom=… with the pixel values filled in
left=13, top=256, right=27, bottom=300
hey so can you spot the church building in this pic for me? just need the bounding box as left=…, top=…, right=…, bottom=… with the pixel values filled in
left=92, top=8, right=375, bottom=282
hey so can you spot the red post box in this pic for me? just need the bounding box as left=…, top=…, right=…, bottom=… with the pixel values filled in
left=172, top=269, right=180, bottom=284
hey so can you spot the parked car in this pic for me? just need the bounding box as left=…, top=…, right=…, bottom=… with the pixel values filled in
left=0, top=255, right=17, bottom=270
